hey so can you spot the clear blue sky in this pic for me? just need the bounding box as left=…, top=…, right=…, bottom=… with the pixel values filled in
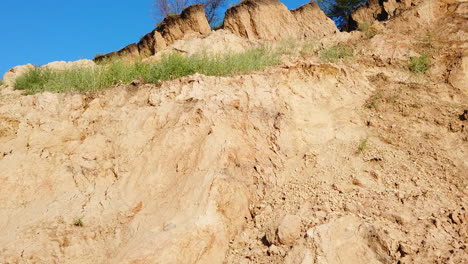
left=0, top=0, right=310, bottom=77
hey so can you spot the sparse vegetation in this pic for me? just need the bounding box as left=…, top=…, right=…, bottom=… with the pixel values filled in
left=409, top=54, right=431, bottom=73
left=14, top=46, right=281, bottom=94
left=358, top=21, right=377, bottom=39
left=299, top=40, right=320, bottom=57
left=356, top=138, right=369, bottom=154
left=319, top=44, right=353, bottom=63
left=365, top=91, right=383, bottom=109
left=73, top=218, right=84, bottom=227
left=275, top=39, right=320, bottom=58
left=278, top=38, right=298, bottom=55
left=0, top=80, right=3, bottom=86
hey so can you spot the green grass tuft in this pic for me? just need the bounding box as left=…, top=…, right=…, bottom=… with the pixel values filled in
left=14, top=46, right=281, bottom=94
left=319, top=44, right=354, bottom=63
left=73, top=218, right=84, bottom=227
left=358, top=21, right=377, bottom=39
left=356, top=138, right=369, bottom=154
left=409, top=54, right=431, bottom=73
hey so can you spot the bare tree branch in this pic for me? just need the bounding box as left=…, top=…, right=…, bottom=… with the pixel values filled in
left=153, top=0, right=229, bottom=25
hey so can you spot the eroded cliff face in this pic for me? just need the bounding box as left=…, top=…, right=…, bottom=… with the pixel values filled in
left=350, top=0, right=424, bottom=26
left=94, top=0, right=337, bottom=62
left=1, top=0, right=468, bottom=263
left=94, top=4, right=211, bottom=62
left=223, top=0, right=338, bottom=41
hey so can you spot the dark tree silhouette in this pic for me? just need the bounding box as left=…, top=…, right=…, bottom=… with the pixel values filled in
left=318, top=0, right=367, bottom=30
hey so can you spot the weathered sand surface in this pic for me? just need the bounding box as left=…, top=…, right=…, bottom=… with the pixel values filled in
left=0, top=0, right=467, bottom=263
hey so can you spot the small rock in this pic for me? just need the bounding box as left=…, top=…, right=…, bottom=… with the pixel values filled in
left=163, top=222, right=176, bottom=231
left=459, top=110, right=468, bottom=121
left=314, top=211, right=327, bottom=219
left=398, top=243, right=417, bottom=256
left=268, top=245, right=281, bottom=255
left=305, top=228, right=315, bottom=240
left=285, top=245, right=314, bottom=264
left=278, top=215, right=302, bottom=245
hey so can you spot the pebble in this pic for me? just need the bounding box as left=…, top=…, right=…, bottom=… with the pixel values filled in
left=278, top=214, right=302, bottom=245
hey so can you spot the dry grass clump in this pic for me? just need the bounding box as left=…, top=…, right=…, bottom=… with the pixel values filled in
left=358, top=21, right=378, bottom=39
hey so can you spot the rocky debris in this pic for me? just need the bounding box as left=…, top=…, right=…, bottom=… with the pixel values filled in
left=94, top=4, right=211, bottom=62
left=312, top=216, right=392, bottom=264
left=223, top=0, right=337, bottom=41
left=284, top=245, right=314, bottom=264
left=2, top=64, right=34, bottom=87
left=362, top=34, right=420, bottom=62
left=351, top=0, right=424, bottom=26
left=277, top=215, right=302, bottom=245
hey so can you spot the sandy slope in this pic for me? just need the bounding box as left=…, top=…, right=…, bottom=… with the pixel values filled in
left=0, top=0, right=467, bottom=263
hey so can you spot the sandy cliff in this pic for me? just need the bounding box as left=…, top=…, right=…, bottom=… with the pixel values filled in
left=223, top=0, right=337, bottom=40
left=94, top=0, right=338, bottom=61
left=0, top=0, right=467, bottom=263
left=94, top=4, right=211, bottom=62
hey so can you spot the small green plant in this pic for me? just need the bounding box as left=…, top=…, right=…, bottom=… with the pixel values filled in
left=358, top=21, right=377, bottom=39
left=409, top=54, right=431, bottom=73
left=356, top=138, right=369, bottom=154
left=365, top=91, right=383, bottom=109
left=73, top=218, right=84, bottom=227
left=319, top=44, right=354, bottom=63
left=0, top=80, right=4, bottom=86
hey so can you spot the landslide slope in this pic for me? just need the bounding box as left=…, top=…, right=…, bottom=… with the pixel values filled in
left=0, top=0, right=467, bottom=263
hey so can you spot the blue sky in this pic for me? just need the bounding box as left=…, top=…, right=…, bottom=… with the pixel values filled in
left=0, top=0, right=310, bottom=76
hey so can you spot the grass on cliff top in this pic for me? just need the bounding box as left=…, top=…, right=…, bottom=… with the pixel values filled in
left=14, top=46, right=281, bottom=94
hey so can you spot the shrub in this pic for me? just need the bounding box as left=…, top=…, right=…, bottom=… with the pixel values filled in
left=356, top=138, right=369, bottom=154
left=409, top=54, right=431, bottom=73
left=73, top=218, right=84, bottom=227
left=358, top=21, right=377, bottom=39
left=319, top=44, right=354, bottom=63
left=365, top=91, right=383, bottom=109
left=14, top=46, right=281, bottom=94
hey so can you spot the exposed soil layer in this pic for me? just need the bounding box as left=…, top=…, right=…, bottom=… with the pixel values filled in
left=0, top=0, right=467, bottom=263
